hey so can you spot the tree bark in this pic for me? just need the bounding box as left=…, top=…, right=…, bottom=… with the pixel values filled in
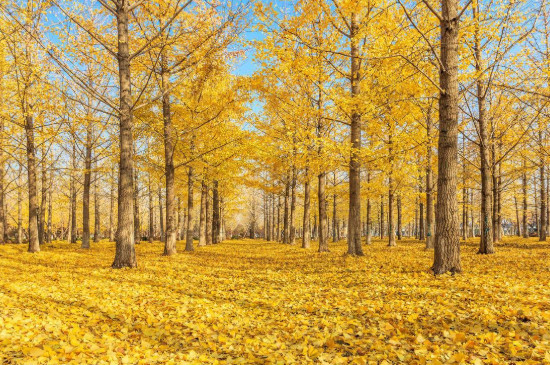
left=540, top=152, right=547, bottom=241
left=347, top=12, right=363, bottom=256
left=112, top=1, right=136, bottom=268
left=289, top=168, right=297, bottom=244
left=185, top=166, right=194, bottom=251
left=388, top=178, right=396, bottom=246
left=521, top=160, right=529, bottom=238
left=332, top=194, right=337, bottom=242
left=425, top=106, right=434, bottom=249
left=82, top=123, right=93, bottom=249
left=94, top=177, right=100, bottom=242
left=161, top=61, right=177, bottom=255
left=318, top=171, right=328, bottom=252
left=397, top=195, right=402, bottom=240
left=110, top=173, right=116, bottom=242
left=212, top=180, right=221, bottom=244
left=70, top=144, right=77, bottom=243
left=199, top=179, right=207, bottom=246
left=25, top=115, right=40, bottom=253
left=432, top=0, right=462, bottom=274
left=39, top=152, right=47, bottom=245
left=134, top=169, right=140, bottom=243
left=283, top=178, right=290, bottom=244
left=302, top=173, right=311, bottom=248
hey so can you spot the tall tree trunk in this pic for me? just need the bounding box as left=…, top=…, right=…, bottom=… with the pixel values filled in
left=432, top=0, right=462, bottom=274
left=380, top=195, right=384, bottom=239
left=25, top=115, right=40, bottom=253
left=366, top=171, right=372, bottom=245
left=302, top=174, right=311, bottom=248
left=112, top=1, right=136, bottom=268
left=397, top=195, right=402, bottom=240
left=347, top=12, right=363, bottom=256
left=388, top=178, right=396, bottom=246
left=199, top=179, right=207, bottom=246
left=283, top=178, right=290, bottom=244
left=158, top=185, right=164, bottom=242
left=419, top=181, right=425, bottom=240
left=0, top=119, right=4, bottom=244
left=70, top=144, right=77, bottom=244
left=94, top=177, right=100, bottom=242
left=521, top=164, right=529, bottom=238
left=39, top=152, right=47, bottom=245
left=318, top=171, right=328, bottom=252
left=206, top=183, right=213, bottom=244
left=426, top=106, right=434, bottom=249
left=185, top=166, right=194, bottom=251
left=540, top=150, right=547, bottom=241
left=110, top=174, right=116, bottom=242
left=276, top=195, right=281, bottom=242
left=161, top=61, right=177, bottom=256
left=212, top=180, right=221, bottom=244
left=514, top=195, right=521, bottom=236
left=332, top=194, right=337, bottom=242
left=82, top=123, right=92, bottom=249
left=17, top=175, right=22, bottom=244
left=289, top=168, right=297, bottom=244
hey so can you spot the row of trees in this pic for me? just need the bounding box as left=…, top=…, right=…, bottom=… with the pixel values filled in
left=248, top=0, right=549, bottom=274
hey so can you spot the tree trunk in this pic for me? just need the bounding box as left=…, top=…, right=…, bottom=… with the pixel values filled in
left=432, top=0, right=462, bottom=274
left=283, top=178, right=290, bottom=244
left=39, top=153, right=47, bottom=245
left=540, top=153, right=546, bottom=241
left=161, top=61, right=177, bottom=255
left=212, top=180, right=220, bottom=244
left=514, top=195, right=520, bottom=236
left=347, top=12, right=363, bottom=256
left=25, top=115, right=40, bottom=253
left=302, top=175, right=311, bottom=248
left=199, top=179, right=207, bottom=246
left=70, top=144, right=77, bottom=244
left=397, top=195, right=402, bottom=240
left=388, top=179, right=396, bottom=246
left=112, top=1, right=136, bottom=268
left=94, top=177, right=100, bottom=242
left=0, top=119, right=4, bottom=244
left=332, top=194, right=337, bottom=242
left=134, top=169, right=140, bottom=244
left=318, top=171, right=329, bottom=252
left=185, top=166, right=194, bottom=251
left=289, top=168, right=297, bottom=244
left=521, top=164, right=529, bottom=238
left=380, top=195, right=384, bottom=239
left=17, top=175, right=22, bottom=244
left=110, top=174, right=116, bottom=242
left=426, top=106, right=435, bottom=249
left=82, top=123, right=92, bottom=249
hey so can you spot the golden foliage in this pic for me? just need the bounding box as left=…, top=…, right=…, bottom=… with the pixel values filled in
left=1, top=239, right=550, bottom=364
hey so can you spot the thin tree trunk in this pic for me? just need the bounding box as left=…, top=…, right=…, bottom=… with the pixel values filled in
left=318, top=171, right=328, bottom=252
left=212, top=180, right=221, bottom=244
left=158, top=185, right=164, bottom=242
left=134, top=169, right=140, bottom=244
left=426, top=106, right=434, bottom=249
left=397, top=195, right=402, bottom=240
left=199, top=179, right=207, bottom=246
left=17, top=174, right=22, bottom=244
left=332, top=194, right=337, bottom=242
left=521, top=163, right=529, bottom=238
left=110, top=173, right=116, bottom=242
left=161, top=60, right=177, bottom=255
left=25, top=115, right=40, bottom=253
left=283, top=178, right=290, bottom=244
left=70, top=144, right=77, bottom=244
left=206, top=183, right=213, bottom=244
left=94, top=177, right=100, bottom=242
left=39, top=152, right=47, bottom=245
left=185, top=166, right=194, bottom=251
left=540, top=147, right=547, bottom=241
left=302, top=174, right=311, bottom=248
left=347, top=11, right=363, bottom=256
left=388, top=178, right=396, bottom=246
left=82, top=123, right=92, bottom=249
left=289, top=168, right=297, bottom=244
left=380, top=195, right=384, bottom=239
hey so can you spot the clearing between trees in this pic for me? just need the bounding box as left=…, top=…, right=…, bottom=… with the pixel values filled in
left=0, top=238, right=549, bottom=364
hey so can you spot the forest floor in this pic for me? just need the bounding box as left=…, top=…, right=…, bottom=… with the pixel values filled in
left=0, top=238, right=549, bottom=364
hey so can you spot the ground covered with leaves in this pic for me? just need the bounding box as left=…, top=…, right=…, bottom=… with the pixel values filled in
left=0, top=238, right=549, bottom=364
